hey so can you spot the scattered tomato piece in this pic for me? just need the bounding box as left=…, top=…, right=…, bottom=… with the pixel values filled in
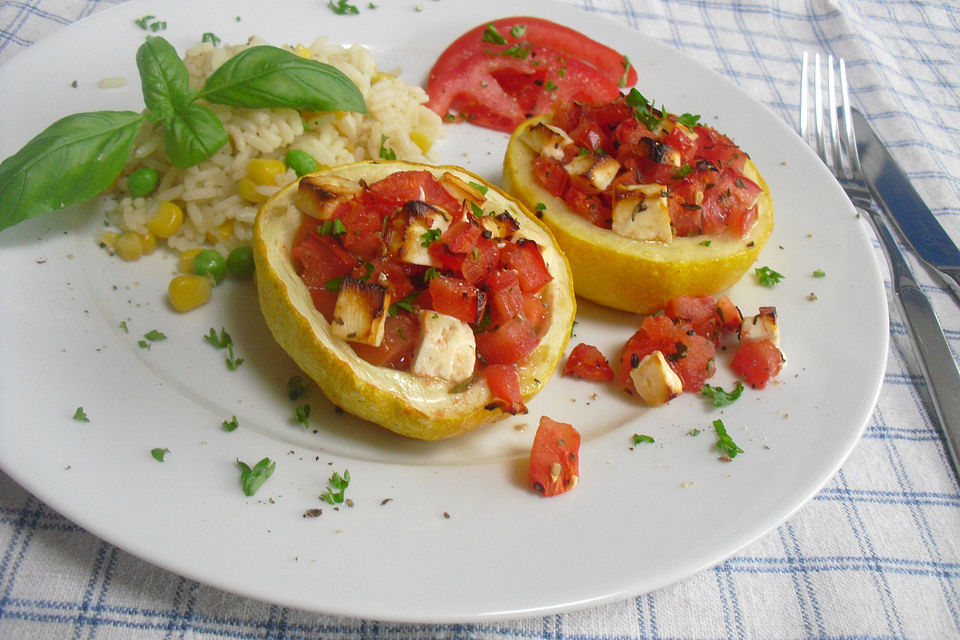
left=528, top=416, right=581, bottom=496
left=563, top=343, right=614, bottom=381
left=731, top=339, right=784, bottom=389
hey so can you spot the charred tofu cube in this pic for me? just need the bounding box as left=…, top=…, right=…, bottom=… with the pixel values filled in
left=294, top=175, right=362, bottom=220
left=410, top=310, right=476, bottom=383
left=520, top=122, right=575, bottom=161
left=611, top=184, right=673, bottom=243
left=398, top=201, right=450, bottom=267
left=330, top=276, right=391, bottom=347
left=563, top=154, right=621, bottom=192
left=439, top=171, right=487, bottom=206
left=740, top=306, right=780, bottom=348
left=480, top=211, right=521, bottom=241
left=630, top=351, right=683, bottom=406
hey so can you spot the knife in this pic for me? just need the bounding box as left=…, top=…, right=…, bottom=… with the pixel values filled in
left=852, top=108, right=960, bottom=299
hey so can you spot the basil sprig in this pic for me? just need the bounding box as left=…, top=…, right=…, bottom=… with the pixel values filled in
left=0, top=36, right=367, bottom=233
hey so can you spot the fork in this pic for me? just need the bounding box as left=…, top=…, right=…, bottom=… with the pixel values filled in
left=800, top=52, right=960, bottom=479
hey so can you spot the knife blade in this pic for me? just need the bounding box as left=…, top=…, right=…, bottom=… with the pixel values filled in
left=852, top=108, right=960, bottom=297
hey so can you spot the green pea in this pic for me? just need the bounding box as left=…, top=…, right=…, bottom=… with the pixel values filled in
left=285, top=149, right=318, bottom=177
left=193, top=249, right=227, bottom=284
left=127, top=167, right=160, bottom=198
left=227, top=245, right=255, bottom=279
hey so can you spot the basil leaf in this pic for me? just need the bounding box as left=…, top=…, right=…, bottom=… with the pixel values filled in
left=196, top=45, right=367, bottom=114
left=136, top=36, right=193, bottom=119
left=0, top=111, right=143, bottom=232
left=161, top=103, right=228, bottom=168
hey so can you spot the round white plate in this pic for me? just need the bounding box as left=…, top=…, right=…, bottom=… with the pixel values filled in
left=0, top=0, right=887, bottom=622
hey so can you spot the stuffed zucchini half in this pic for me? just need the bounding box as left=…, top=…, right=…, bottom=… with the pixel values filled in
left=253, top=161, right=575, bottom=440
left=503, top=97, right=773, bottom=315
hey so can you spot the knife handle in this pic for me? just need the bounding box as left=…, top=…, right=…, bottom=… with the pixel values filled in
left=872, top=212, right=960, bottom=473
left=939, top=266, right=960, bottom=303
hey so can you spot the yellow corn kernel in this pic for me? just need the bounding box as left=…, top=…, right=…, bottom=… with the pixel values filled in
left=293, top=44, right=312, bottom=59
left=205, top=219, right=234, bottom=245
left=146, top=201, right=184, bottom=238
left=246, top=158, right=287, bottom=186
left=114, top=231, right=143, bottom=261
left=238, top=177, right=268, bottom=203
left=371, top=71, right=393, bottom=85
left=168, top=274, right=213, bottom=313
left=138, top=230, right=157, bottom=255
left=410, top=130, right=432, bottom=154
left=100, top=231, right=119, bottom=249
left=178, top=248, right=204, bottom=273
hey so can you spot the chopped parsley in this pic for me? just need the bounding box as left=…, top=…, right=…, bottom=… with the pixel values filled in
left=378, top=135, right=396, bottom=161
left=618, top=55, right=631, bottom=88
left=321, top=469, right=350, bottom=504
left=389, top=292, right=418, bottom=316
left=501, top=43, right=531, bottom=60
left=419, top=227, right=442, bottom=248
left=134, top=15, right=167, bottom=31
left=328, top=0, right=360, bottom=15
left=482, top=24, right=508, bottom=45
left=424, top=267, right=441, bottom=283
left=201, top=32, right=221, bottom=47
left=150, top=447, right=170, bottom=462
left=73, top=407, right=90, bottom=422
left=204, top=327, right=243, bottom=370
left=713, top=419, right=743, bottom=459
left=118, top=320, right=128, bottom=333
left=287, top=375, right=310, bottom=400
left=632, top=433, right=655, bottom=445
left=673, top=164, right=694, bottom=179
left=676, top=112, right=701, bottom=128
left=545, top=80, right=558, bottom=91
left=687, top=428, right=701, bottom=436
left=469, top=201, right=485, bottom=218
left=701, top=380, right=745, bottom=407
left=237, top=457, right=276, bottom=496
left=222, top=415, right=239, bottom=432
left=137, top=340, right=151, bottom=350
left=755, top=266, right=785, bottom=287
left=700, top=240, right=712, bottom=246
left=625, top=88, right=662, bottom=131
left=143, top=329, right=166, bottom=342
left=468, top=181, right=489, bottom=195
left=813, top=268, right=826, bottom=278
left=535, top=202, right=547, bottom=211
left=294, top=403, right=311, bottom=428
left=323, top=276, right=344, bottom=292
left=318, top=218, right=347, bottom=236
left=509, top=24, right=527, bottom=38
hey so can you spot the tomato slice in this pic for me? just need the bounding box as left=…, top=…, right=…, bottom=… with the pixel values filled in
left=425, top=17, right=636, bottom=133
left=428, top=275, right=485, bottom=325
left=563, top=343, right=614, bottom=381
left=528, top=416, right=580, bottom=496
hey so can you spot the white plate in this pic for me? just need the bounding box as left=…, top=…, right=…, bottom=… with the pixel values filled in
left=0, top=0, right=887, bottom=622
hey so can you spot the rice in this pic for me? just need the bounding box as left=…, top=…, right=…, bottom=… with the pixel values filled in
left=101, top=35, right=445, bottom=256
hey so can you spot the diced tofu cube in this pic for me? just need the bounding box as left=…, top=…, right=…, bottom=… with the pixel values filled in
left=480, top=211, right=521, bottom=241
left=629, top=351, right=683, bottom=406
left=740, top=306, right=780, bottom=348
left=398, top=201, right=450, bottom=267
left=520, top=122, right=574, bottom=161
left=410, top=310, right=476, bottom=383
left=330, top=276, right=390, bottom=347
left=563, top=154, right=622, bottom=192
left=294, top=174, right=362, bottom=220
left=611, top=184, right=673, bottom=243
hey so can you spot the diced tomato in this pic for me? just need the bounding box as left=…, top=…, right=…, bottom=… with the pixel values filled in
left=367, top=258, right=416, bottom=300
left=695, top=126, right=747, bottom=172
left=522, top=293, right=548, bottom=330
left=460, top=236, right=500, bottom=284
left=425, top=16, right=635, bottom=132
left=563, top=343, right=614, bottom=381
left=291, top=227, right=358, bottom=320
left=714, top=295, right=743, bottom=332
left=368, top=170, right=461, bottom=212
left=476, top=316, right=539, bottom=365
left=484, top=269, right=525, bottom=324
left=498, top=239, right=553, bottom=294
left=440, top=217, right=482, bottom=254
left=731, top=339, right=784, bottom=389
left=351, top=313, right=420, bottom=370
left=562, top=182, right=609, bottom=227
left=569, top=118, right=614, bottom=156
left=665, top=295, right=721, bottom=341
left=484, top=363, right=527, bottom=415
left=528, top=416, right=580, bottom=497
left=428, top=276, right=485, bottom=325
left=531, top=156, right=569, bottom=196
left=728, top=205, right=759, bottom=238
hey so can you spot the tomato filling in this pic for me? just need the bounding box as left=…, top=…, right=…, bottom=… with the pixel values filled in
left=291, top=170, right=554, bottom=414
left=426, top=17, right=637, bottom=133
left=524, top=91, right=762, bottom=240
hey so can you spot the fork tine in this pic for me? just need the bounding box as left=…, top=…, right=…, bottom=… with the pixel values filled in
left=827, top=55, right=844, bottom=172
left=800, top=51, right=809, bottom=139
left=838, top=58, right=861, bottom=175
left=814, top=53, right=826, bottom=159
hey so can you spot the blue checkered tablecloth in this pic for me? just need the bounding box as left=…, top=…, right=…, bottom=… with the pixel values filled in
left=2, top=0, right=959, bottom=638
